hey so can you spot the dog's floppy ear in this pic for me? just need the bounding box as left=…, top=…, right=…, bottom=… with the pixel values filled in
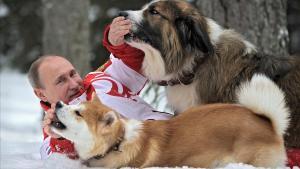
left=175, top=16, right=214, bottom=56
left=91, top=92, right=102, bottom=104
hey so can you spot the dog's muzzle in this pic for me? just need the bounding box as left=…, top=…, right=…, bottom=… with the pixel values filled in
left=50, top=101, right=67, bottom=130
left=124, top=32, right=135, bottom=41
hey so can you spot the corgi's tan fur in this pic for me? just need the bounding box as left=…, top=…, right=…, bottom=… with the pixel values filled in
left=51, top=74, right=288, bottom=168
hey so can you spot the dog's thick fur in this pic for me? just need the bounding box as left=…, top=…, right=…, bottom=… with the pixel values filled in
left=51, top=75, right=289, bottom=168
left=122, top=0, right=300, bottom=147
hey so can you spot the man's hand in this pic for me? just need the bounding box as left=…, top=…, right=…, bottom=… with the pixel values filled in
left=42, top=103, right=62, bottom=138
left=108, top=16, right=132, bottom=46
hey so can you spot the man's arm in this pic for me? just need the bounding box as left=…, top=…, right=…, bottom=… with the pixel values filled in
left=102, top=17, right=145, bottom=73
left=100, top=17, right=147, bottom=94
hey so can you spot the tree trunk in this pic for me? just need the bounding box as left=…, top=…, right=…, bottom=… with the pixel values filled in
left=195, top=0, right=289, bottom=57
left=42, top=0, right=90, bottom=76
left=194, top=0, right=299, bottom=148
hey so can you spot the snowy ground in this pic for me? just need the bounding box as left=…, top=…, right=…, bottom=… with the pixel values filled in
left=0, top=70, right=288, bottom=169
left=0, top=69, right=43, bottom=169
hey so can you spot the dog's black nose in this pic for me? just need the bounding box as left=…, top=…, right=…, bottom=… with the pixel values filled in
left=56, top=101, right=63, bottom=109
left=118, top=11, right=128, bottom=18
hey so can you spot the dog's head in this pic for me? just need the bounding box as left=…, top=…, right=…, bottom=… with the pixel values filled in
left=121, top=0, right=214, bottom=80
left=51, top=93, right=124, bottom=160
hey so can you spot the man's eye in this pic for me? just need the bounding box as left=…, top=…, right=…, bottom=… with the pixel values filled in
left=56, top=78, right=65, bottom=85
left=70, top=71, right=77, bottom=77
left=56, top=79, right=63, bottom=85
left=149, top=9, right=159, bottom=15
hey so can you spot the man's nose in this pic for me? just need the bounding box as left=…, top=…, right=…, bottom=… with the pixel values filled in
left=118, top=11, right=128, bottom=18
left=69, top=78, right=79, bottom=89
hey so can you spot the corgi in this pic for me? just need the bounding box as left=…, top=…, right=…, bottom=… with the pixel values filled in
left=51, top=74, right=289, bottom=168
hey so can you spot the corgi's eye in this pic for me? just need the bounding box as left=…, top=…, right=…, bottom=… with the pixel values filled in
left=75, top=110, right=82, bottom=117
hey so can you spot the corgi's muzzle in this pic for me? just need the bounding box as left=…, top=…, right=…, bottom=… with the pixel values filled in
left=51, top=101, right=67, bottom=130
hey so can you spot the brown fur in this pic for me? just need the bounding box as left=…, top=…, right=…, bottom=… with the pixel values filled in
left=194, top=32, right=300, bottom=147
left=79, top=95, right=125, bottom=157
left=125, top=0, right=300, bottom=148
left=82, top=96, right=286, bottom=168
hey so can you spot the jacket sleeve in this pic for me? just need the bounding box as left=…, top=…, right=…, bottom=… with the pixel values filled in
left=41, top=129, right=78, bottom=159
left=40, top=135, right=52, bottom=160
left=102, top=24, right=145, bottom=73
left=104, top=55, right=148, bottom=94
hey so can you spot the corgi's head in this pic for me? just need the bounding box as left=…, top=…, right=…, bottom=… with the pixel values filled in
left=51, top=93, right=124, bottom=160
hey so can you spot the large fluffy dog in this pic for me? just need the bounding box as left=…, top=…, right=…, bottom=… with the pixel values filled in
left=121, top=0, right=300, bottom=147
left=51, top=75, right=289, bottom=168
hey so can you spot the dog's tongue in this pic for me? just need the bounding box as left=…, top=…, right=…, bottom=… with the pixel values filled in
left=51, top=113, right=66, bottom=129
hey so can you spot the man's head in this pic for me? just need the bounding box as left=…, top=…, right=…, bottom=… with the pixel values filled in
left=28, top=55, right=84, bottom=104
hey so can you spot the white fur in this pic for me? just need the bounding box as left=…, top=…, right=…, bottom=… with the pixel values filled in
left=242, top=40, right=257, bottom=56
left=143, top=0, right=168, bottom=10
left=125, top=2, right=168, bottom=81
left=166, top=82, right=199, bottom=113
left=206, top=18, right=256, bottom=56
left=127, top=41, right=167, bottom=81
left=51, top=104, right=95, bottom=160
left=73, top=122, right=95, bottom=159
left=125, top=10, right=143, bottom=31
left=206, top=18, right=224, bottom=44
left=122, top=119, right=142, bottom=142
left=237, top=74, right=290, bottom=136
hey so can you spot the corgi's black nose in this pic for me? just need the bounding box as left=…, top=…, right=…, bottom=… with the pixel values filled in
left=118, top=11, right=128, bottom=18
left=56, top=101, right=63, bottom=109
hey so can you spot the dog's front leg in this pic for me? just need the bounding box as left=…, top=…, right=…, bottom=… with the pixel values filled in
left=84, top=158, right=110, bottom=168
left=85, top=153, right=127, bottom=168
left=81, top=160, right=91, bottom=167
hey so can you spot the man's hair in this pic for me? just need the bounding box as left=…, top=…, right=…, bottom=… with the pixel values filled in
left=27, top=55, right=64, bottom=88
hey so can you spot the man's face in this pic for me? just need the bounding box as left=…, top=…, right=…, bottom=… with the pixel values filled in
left=34, top=57, right=84, bottom=104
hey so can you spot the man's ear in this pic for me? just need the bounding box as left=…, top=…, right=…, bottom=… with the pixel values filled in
left=91, top=92, right=102, bottom=104
left=34, top=88, right=48, bottom=102
left=175, top=16, right=214, bottom=56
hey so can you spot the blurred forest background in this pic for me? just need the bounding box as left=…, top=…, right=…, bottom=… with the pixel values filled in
left=0, top=0, right=299, bottom=74
left=0, top=0, right=150, bottom=74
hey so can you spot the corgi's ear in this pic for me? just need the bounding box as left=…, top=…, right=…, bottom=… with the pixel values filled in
left=103, top=111, right=117, bottom=126
left=91, top=92, right=101, bottom=104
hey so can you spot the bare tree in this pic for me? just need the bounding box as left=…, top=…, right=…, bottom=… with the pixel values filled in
left=42, top=0, right=90, bottom=76
left=194, top=0, right=300, bottom=148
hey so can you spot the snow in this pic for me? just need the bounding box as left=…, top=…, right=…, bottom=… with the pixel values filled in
left=88, top=5, right=101, bottom=22
left=0, top=70, right=42, bottom=169
left=0, top=3, right=9, bottom=18
left=0, top=70, right=285, bottom=169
